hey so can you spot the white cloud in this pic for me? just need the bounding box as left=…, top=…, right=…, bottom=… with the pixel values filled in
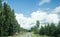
left=39, top=0, right=51, bottom=5
left=15, top=13, right=35, bottom=30
left=52, top=6, right=60, bottom=13
left=15, top=10, right=59, bottom=29
left=46, top=14, right=59, bottom=23
left=31, top=11, right=47, bottom=21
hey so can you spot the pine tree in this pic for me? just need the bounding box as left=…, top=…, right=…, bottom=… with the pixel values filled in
left=39, top=26, right=45, bottom=35
left=2, top=2, right=20, bottom=36
left=0, top=0, right=2, bottom=36
left=33, top=20, right=40, bottom=34
left=43, top=24, right=50, bottom=35
left=57, top=21, right=60, bottom=33
left=3, top=2, right=11, bottom=36
left=36, top=20, right=40, bottom=27
left=50, top=23, right=56, bottom=36
left=0, top=0, right=21, bottom=36
left=0, top=0, right=4, bottom=36
left=57, top=21, right=60, bottom=37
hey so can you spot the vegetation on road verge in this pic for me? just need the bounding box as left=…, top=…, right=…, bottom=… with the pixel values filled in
left=32, top=34, right=49, bottom=37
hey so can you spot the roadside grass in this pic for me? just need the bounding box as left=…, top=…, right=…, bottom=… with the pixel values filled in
left=4, top=32, right=27, bottom=37
left=32, top=33, right=49, bottom=37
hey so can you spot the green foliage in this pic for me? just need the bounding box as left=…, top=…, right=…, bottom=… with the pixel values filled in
left=33, top=26, right=38, bottom=34
left=0, top=1, right=21, bottom=36
left=36, top=20, right=40, bottom=27
left=39, top=22, right=60, bottom=37
left=31, top=20, right=40, bottom=34
left=39, top=26, right=45, bottom=35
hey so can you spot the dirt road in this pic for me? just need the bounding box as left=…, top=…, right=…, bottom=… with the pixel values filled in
left=17, top=32, right=33, bottom=37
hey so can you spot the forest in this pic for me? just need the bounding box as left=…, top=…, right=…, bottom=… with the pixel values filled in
left=31, top=20, right=60, bottom=37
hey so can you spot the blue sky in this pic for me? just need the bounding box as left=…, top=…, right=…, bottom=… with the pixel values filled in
left=2, top=0, right=60, bottom=29
left=3, top=0, right=60, bottom=17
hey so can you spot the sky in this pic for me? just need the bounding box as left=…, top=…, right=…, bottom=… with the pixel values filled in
left=2, top=0, right=60, bottom=29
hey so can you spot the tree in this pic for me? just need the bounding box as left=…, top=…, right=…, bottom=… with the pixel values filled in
left=44, top=23, right=50, bottom=35
left=57, top=21, right=60, bottom=33
left=3, top=2, right=12, bottom=36
left=39, top=23, right=57, bottom=37
left=33, top=20, right=40, bottom=34
left=0, top=0, right=2, bottom=35
left=39, top=26, right=45, bottom=35
left=50, top=23, right=56, bottom=36
left=0, top=0, right=4, bottom=36
left=39, top=23, right=50, bottom=35
left=0, top=2, right=21, bottom=36
left=0, top=0, right=21, bottom=36
left=36, top=20, right=40, bottom=27
left=57, top=21, right=60, bottom=37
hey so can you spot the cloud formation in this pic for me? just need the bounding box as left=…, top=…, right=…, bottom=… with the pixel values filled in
left=15, top=6, right=60, bottom=29
left=39, top=0, right=51, bottom=5
left=52, top=6, right=60, bottom=14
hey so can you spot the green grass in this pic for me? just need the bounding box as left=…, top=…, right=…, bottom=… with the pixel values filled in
left=7, top=32, right=27, bottom=37
left=2, top=32, right=25, bottom=37
left=32, top=33, right=49, bottom=37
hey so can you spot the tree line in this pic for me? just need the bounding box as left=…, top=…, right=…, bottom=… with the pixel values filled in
left=39, top=21, right=60, bottom=37
left=0, top=0, right=20, bottom=36
left=31, top=20, right=60, bottom=37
